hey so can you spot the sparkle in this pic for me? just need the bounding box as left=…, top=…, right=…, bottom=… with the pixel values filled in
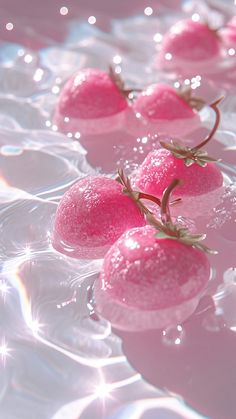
left=67, top=132, right=73, bottom=138
left=141, top=136, right=148, bottom=144
left=52, top=124, right=58, bottom=132
left=24, top=54, right=33, bottom=64
left=29, top=318, right=43, bottom=335
left=0, top=338, right=11, bottom=365
left=174, top=81, right=180, bottom=88
left=45, top=120, right=51, bottom=128
left=94, top=382, right=111, bottom=399
left=60, top=6, right=68, bottom=15
left=24, top=246, right=31, bottom=257
left=228, top=48, right=235, bottom=56
left=125, top=238, right=140, bottom=250
left=136, top=112, right=141, bottom=119
left=144, top=7, right=153, bottom=16
left=153, top=33, right=162, bottom=43
left=0, top=281, right=10, bottom=297
left=165, top=52, right=172, bottom=61
left=192, top=13, right=200, bottom=22
left=184, top=78, right=191, bottom=85
left=75, top=132, right=81, bottom=139
left=113, top=55, right=122, bottom=64
left=114, top=66, right=121, bottom=74
left=52, top=85, right=60, bottom=94
left=88, top=16, right=96, bottom=25
left=64, top=117, right=70, bottom=123
left=6, top=22, right=14, bottom=31
left=33, top=68, right=44, bottom=82
left=18, top=49, right=25, bottom=57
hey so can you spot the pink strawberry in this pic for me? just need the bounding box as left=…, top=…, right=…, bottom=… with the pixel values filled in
left=99, top=225, right=210, bottom=310
left=133, top=98, right=223, bottom=199
left=52, top=175, right=146, bottom=259
left=96, top=179, right=213, bottom=330
left=53, top=67, right=129, bottom=135
left=158, top=19, right=221, bottom=70
left=127, top=83, right=201, bottom=137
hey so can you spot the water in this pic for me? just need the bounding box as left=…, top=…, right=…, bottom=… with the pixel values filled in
left=0, top=1, right=236, bottom=418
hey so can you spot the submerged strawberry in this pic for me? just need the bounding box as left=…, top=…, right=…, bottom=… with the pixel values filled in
left=128, top=83, right=202, bottom=136
left=158, top=19, right=221, bottom=69
left=98, top=179, right=213, bottom=316
left=134, top=98, right=223, bottom=198
left=52, top=174, right=164, bottom=259
left=53, top=67, right=130, bottom=135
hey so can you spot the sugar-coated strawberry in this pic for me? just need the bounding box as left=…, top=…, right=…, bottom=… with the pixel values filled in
left=134, top=148, right=223, bottom=198
left=133, top=98, right=223, bottom=198
left=53, top=68, right=129, bottom=135
left=97, top=179, right=213, bottom=325
left=127, top=83, right=201, bottom=137
left=52, top=175, right=146, bottom=259
left=99, top=225, right=210, bottom=310
left=158, top=19, right=221, bottom=70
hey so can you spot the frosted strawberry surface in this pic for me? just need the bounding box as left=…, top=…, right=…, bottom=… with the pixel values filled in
left=100, top=226, right=210, bottom=310
left=0, top=1, right=236, bottom=419
left=133, top=84, right=197, bottom=121
left=159, top=19, right=221, bottom=63
left=134, top=149, right=224, bottom=197
left=56, top=68, right=128, bottom=119
left=53, top=176, right=145, bottom=258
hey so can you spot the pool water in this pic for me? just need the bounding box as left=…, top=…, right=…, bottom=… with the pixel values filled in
left=0, top=1, right=236, bottom=418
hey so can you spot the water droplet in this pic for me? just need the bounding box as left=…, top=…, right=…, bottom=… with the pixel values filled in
left=162, top=325, right=185, bottom=346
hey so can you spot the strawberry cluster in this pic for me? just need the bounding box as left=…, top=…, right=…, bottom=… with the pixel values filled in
left=51, top=16, right=230, bottom=330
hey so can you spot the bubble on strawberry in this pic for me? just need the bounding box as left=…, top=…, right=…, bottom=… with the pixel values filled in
left=53, top=68, right=129, bottom=135
left=52, top=176, right=146, bottom=259
left=158, top=19, right=221, bottom=71
left=126, top=83, right=201, bottom=137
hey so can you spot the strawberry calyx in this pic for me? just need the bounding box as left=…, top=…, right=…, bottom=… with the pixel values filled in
left=118, top=172, right=216, bottom=254
left=146, top=179, right=217, bottom=255
left=117, top=169, right=161, bottom=214
left=160, top=97, right=223, bottom=167
left=109, top=66, right=142, bottom=99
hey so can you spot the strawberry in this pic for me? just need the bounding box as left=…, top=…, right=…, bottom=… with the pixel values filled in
left=53, top=67, right=129, bottom=135
left=133, top=98, right=223, bottom=199
left=127, top=83, right=202, bottom=137
left=158, top=19, right=221, bottom=70
left=52, top=174, right=158, bottom=259
left=95, top=179, right=214, bottom=329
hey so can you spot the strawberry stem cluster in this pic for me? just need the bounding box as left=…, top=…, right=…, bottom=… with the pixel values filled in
left=118, top=171, right=217, bottom=255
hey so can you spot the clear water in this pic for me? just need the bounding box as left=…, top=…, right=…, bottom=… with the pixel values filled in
left=0, top=1, right=236, bottom=418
